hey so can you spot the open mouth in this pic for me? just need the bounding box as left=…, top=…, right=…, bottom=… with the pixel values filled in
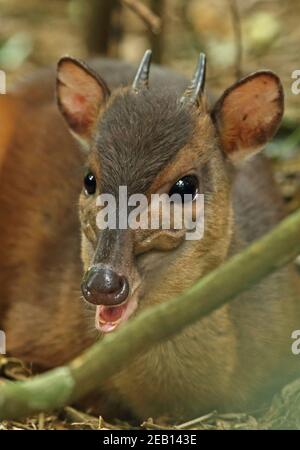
left=95, top=295, right=138, bottom=333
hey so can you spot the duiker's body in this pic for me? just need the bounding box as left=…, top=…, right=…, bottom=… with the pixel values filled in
left=0, top=54, right=299, bottom=421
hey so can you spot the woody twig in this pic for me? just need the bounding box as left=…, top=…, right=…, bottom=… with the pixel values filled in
left=227, top=0, right=243, bottom=80
left=121, top=0, right=161, bottom=34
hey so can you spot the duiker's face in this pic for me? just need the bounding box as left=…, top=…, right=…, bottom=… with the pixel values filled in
left=57, top=52, right=283, bottom=334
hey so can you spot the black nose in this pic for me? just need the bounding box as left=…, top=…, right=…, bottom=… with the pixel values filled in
left=81, top=265, right=129, bottom=306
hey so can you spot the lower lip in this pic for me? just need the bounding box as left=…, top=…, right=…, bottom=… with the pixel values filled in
left=95, top=296, right=138, bottom=333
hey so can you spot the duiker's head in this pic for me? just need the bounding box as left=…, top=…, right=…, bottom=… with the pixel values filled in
left=56, top=51, right=283, bottom=333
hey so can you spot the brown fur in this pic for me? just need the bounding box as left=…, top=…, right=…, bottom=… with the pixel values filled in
left=0, top=58, right=300, bottom=421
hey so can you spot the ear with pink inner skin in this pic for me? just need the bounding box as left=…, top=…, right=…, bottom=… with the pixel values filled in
left=212, top=71, right=284, bottom=162
left=56, top=56, right=110, bottom=142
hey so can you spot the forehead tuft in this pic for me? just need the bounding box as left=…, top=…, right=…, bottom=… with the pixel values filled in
left=92, top=87, right=195, bottom=195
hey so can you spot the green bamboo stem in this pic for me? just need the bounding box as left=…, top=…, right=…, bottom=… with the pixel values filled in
left=1, top=208, right=300, bottom=420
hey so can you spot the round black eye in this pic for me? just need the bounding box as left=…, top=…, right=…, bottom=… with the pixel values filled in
left=168, top=175, right=198, bottom=202
left=84, top=172, right=96, bottom=195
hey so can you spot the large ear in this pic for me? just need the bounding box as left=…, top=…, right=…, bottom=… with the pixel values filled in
left=212, top=71, right=284, bottom=162
left=56, top=56, right=110, bottom=142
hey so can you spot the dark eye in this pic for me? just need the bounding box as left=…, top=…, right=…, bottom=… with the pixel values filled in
left=84, top=172, right=96, bottom=195
left=168, top=175, right=198, bottom=202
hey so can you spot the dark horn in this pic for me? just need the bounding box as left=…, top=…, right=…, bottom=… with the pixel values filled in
left=132, top=49, right=152, bottom=92
left=180, top=53, right=206, bottom=106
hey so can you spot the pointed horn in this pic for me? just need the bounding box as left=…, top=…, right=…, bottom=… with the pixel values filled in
left=132, top=49, right=152, bottom=92
left=180, top=53, right=206, bottom=106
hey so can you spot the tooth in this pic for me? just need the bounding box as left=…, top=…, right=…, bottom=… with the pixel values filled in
left=99, top=318, right=120, bottom=325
